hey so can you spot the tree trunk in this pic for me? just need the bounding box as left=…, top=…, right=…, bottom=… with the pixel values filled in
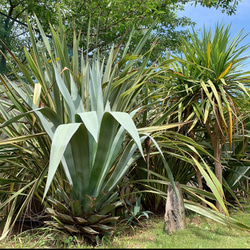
left=206, top=116, right=224, bottom=213
left=189, top=128, right=206, bottom=207
left=214, top=141, right=223, bottom=213
left=0, top=16, right=11, bottom=74
left=164, top=182, right=186, bottom=234
left=0, top=49, right=7, bottom=74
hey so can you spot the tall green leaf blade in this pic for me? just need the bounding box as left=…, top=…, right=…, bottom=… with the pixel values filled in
left=70, top=124, right=90, bottom=200
left=89, top=112, right=118, bottom=197
left=3, top=79, right=54, bottom=138
left=110, top=112, right=144, bottom=158
left=185, top=201, right=250, bottom=231
left=102, top=123, right=128, bottom=177
left=72, top=29, right=79, bottom=76
left=0, top=133, right=45, bottom=145
left=103, top=138, right=146, bottom=193
left=70, top=74, right=85, bottom=113
left=191, top=156, right=229, bottom=216
left=149, top=135, right=178, bottom=200
left=75, top=112, right=99, bottom=167
left=76, top=112, right=99, bottom=142
left=26, top=14, right=45, bottom=83
left=207, top=79, right=226, bottom=125
left=23, top=48, right=44, bottom=86
left=93, top=111, right=146, bottom=194
left=89, top=61, right=104, bottom=116
left=34, top=14, right=52, bottom=56
left=43, top=123, right=81, bottom=200
left=53, top=64, right=76, bottom=122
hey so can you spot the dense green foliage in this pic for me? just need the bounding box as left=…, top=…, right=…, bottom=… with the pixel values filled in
left=0, top=0, right=241, bottom=73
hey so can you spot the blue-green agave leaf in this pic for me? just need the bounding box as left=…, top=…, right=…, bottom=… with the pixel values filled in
left=43, top=123, right=81, bottom=200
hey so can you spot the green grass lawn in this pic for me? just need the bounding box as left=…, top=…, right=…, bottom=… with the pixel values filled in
left=1, top=202, right=250, bottom=248
left=105, top=204, right=250, bottom=249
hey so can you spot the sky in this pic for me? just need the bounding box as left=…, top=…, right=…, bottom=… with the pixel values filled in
left=177, top=0, right=250, bottom=70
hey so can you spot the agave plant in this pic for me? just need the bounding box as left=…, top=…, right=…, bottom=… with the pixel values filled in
left=40, top=73, right=148, bottom=242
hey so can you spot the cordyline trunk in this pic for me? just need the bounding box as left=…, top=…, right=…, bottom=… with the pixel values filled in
left=186, top=105, right=206, bottom=206
left=205, top=113, right=224, bottom=213
left=214, top=139, right=223, bottom=212
left=189, top=129, right=206, bottom=207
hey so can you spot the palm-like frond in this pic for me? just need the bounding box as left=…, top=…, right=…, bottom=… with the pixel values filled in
left=163, top=22, right=250, bottom=212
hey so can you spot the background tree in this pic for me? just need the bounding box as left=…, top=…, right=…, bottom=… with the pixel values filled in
left=0, top=0, right=241, bottom=73
left=0, top=0, right=59, bottom=74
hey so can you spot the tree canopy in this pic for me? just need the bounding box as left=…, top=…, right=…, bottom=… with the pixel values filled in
left=0, top=0, right=241, bottom=72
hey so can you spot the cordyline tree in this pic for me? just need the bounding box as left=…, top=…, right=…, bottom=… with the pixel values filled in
left=168, top=22, right=250, bottom=212
left=0, top=0, right=241, bottom=73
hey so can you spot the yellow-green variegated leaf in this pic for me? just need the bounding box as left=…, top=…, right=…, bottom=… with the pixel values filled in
left=206, top=79, right=227, bottom=126
left=206, top=40, right=211, bottom=68
left=204, top=98, right=211, bottom=124
left=137, top=121, right=191, bottom=134
left=217, top=62, right=232, bottom=80
left=33, top=83, right=41, bottom=107
left=185, top=201, right=250, bottom=232
left=178, top=102, right=183, bottom=125
left=32, top=83, right=42, bottom=125
left=0, top=133, right=46, bottom=146
left=191, top=156, right=229, bottom=216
